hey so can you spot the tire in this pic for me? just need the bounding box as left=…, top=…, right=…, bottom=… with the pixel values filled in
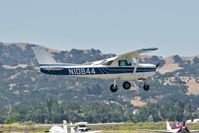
left=110, top=84, right=118, bottom=92
left=123, top=81, right=131, bottom=90
left=143, top=84, right=150, bottom=91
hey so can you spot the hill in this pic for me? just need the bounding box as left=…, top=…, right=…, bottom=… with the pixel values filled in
left=0, top=42, right=199, bottom=123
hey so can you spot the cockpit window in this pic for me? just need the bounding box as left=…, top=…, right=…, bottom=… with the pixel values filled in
left=118, top=60, right=131, bottom=66
left=105, top=60, right=113, bottom=65
left=102, top=60, right=113, bottom=65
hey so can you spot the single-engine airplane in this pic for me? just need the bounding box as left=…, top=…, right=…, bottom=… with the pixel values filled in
left=32, top=47, right=159, bottom=92
left=49, top=120, right=101, bottom=133
left=145, top=120, right=199, bottom=133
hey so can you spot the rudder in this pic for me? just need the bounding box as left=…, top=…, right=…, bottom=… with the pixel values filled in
left=32, top=47, right=57, bottom=64
left=166, top=121, right=172, bottom=131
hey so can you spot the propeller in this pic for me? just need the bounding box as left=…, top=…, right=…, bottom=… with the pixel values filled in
left=156, top=62, right=160, bottom=68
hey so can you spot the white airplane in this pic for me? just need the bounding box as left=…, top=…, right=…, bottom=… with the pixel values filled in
left=146, top=121, right=199, bottom=133
left=49, top=120, right=68, bottom=133
left=32, top=47, right=159, bottom=92
left=72, top=122, right=101, bottom=133
left=49, top=120, right=101, bottom=133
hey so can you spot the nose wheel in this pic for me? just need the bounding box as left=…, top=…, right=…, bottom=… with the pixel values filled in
left=140, top=78, right=150, bottom=91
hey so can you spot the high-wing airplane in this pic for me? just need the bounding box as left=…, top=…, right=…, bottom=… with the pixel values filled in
left=49, top=120, right=101, bottom=133
left=32, top=47, right=159, bottom=92
left=145, top=121, right=199, bottom=133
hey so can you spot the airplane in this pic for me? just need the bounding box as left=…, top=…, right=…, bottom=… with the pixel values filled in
left=49, top=120, right=101, bottom=133
left=144, top=121, right=199, bottom=133
left=49, top=120, right=68, bottom=133
left=32, top=47, right=159, bottom=92
left=71, top=122, right=101, bottom=133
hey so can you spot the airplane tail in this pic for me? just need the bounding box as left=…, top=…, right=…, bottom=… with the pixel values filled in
left=32, top=47, right=57, bottom=64
left=166, top=121, right=172, bottom=131
left=63, top=120, right=68, bottom=133
left=70, top=122, right=75, bottom=133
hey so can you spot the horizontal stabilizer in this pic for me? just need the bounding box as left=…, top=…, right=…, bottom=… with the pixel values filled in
left=32, top=47, right=57, bottom=64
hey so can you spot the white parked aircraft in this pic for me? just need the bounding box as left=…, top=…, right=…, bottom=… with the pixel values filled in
left=49, top=120, right=68, bottom=133
left=146, top=121, right=199, bottom=133
left=49, top=120, right=101, bottom=133
left=72, top=122, right=101, bottom=133
left=32, top=47, right=159, bottom=92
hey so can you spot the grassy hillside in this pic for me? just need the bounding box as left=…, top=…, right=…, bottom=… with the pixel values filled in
left=0, top=42, right=199, bottom=123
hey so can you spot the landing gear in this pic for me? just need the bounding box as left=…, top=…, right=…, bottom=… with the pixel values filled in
left=143, top=83, right=150, bottom=91
left=110, top=84, right=118, bottom=92
left=123, top=81, right=131, bottom=90
left=109, top=79, right=150, bottom=92
left=139, top=78, right=150, bottom=91
left=110, top=80, right=118, bottom=93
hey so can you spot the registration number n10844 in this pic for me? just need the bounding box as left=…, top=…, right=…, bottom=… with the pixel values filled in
left=68, top=68, right=96, bottom=75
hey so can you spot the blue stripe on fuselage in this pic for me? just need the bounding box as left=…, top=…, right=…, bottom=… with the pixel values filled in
left=40, top=66, right=156, bottom=75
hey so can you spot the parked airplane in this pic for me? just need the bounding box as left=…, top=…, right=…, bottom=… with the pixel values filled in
left=72, top=122, right=101, bottom=133
left=32, top=47, right=159, bottom=92
left=49, top=120, right=101, bottom=133
left=147, top=121, right=199, bottom=133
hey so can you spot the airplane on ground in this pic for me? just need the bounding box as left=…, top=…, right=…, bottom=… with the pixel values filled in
left=49, top=120, right=101, bottom=133
left=32, top=47, right=159, bottom=92
left=72, top=122, right=101, bottom=133
left=49, top=120, right=68, bottom=133
left=145, top=121, right=199, bottom=133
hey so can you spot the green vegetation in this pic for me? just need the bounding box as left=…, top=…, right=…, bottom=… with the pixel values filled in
left=1, top=43, right=199, bottom=124
left=1, top=97, right=199, bottom=124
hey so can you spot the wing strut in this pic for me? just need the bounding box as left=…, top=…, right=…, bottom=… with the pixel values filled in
left=133, top=58, right=139, bottom=74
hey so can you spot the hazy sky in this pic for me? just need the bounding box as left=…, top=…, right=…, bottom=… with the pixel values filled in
left=0, top=0, right=199, bottom=56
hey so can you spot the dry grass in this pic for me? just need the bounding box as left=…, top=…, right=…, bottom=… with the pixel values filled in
left=180, top=77, right=199, bottom=94
left=131, top=97, right=146, bottom=107
left=159, top=56, right=183, bottom=74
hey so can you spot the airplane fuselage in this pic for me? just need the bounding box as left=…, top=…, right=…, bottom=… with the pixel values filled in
left=33, top=47, right=159, bottom=92
left=39, top=63, right=156, bottom=80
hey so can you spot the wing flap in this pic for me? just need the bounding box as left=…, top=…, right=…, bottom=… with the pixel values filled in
left=137, top=129, right=171, bottom=133
left=190, top=130, right=199, bottom=132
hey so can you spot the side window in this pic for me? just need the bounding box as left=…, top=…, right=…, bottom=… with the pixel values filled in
left=127, top=59, right=132, bottom=66
left=118, top=60, right=131, bottom=66
left=119, top=60, right=126, bottom=66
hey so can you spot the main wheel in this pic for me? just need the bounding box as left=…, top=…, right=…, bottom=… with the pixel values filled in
left=143, top=84, right=150, bottom=91
left=110, top=84, right=118, bottom=92
left=123, top=81, right=131, bottom=90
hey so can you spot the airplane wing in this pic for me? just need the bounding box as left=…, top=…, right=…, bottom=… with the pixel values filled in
left=190, top=130, right=199, bottom=132
left=138, top=129, right=172, bottom=133
left=33, top=47, right=158, bottom=67
left=82, top=130, right=102, bottom=133
left=148, top=130, right=171, bottom=133
left=117, top=47, right=158, bottom=60
left=92, top=47, right=158, bottom=66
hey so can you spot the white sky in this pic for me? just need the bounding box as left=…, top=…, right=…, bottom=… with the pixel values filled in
left=0, top=0, right=199, bottom=56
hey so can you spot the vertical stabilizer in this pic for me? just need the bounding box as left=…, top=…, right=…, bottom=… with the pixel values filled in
left=166, top=121, right=172, bottom=131
left=32, top=47, right=57, bottom=64
left=70, top=122, right=75, bottom=133
left=63, top=120, right=68, bottom=133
